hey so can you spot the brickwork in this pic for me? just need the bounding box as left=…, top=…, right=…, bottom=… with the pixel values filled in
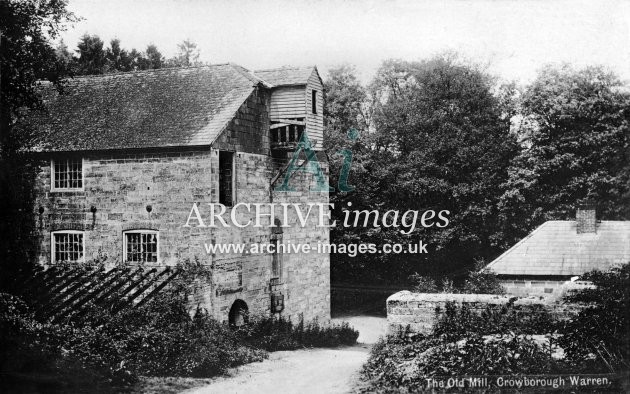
left=31, top=87, right=331, bottom=324
left=576, top=207, right=597, bottom=234
left=499, top=279, right=595, bottom=300
left=386, top=291, right=580, bottom=335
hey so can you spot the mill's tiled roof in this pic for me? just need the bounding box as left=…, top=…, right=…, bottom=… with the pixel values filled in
left=486, top=221, right=630, bottom=276
left=254, top=66, right=315, bottom=86
left=23, top=64, right=258, bottom=152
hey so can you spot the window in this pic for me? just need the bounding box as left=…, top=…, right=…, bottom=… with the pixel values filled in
left=124, top=230, right=159, bottom=263
left=271, top=222, right=283, bottom=279
left=311, top=90, right=317, bottom=114
left=51, top=158, right=83, bottom=190
left=219, top=151, right=234, bottom=206
left=51, top=231, right=84, bottom=263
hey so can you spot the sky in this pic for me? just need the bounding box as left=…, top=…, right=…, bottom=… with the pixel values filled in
left=59, top=0, right=630, bottom=84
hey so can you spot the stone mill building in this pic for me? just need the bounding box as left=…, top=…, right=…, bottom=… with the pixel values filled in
left=20, top=64, right=330, bottom=324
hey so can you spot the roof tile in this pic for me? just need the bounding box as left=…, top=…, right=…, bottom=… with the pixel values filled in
left=22, top=64, right=257, bottom=152
left=487, top=221, right=630, bottom=276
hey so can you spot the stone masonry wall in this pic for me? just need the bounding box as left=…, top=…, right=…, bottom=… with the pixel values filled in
left=387, top=291, right=579, bottom=335
left=31, top=85, right=331, bottom=324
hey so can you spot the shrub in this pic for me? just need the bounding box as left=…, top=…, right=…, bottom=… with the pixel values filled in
left=558, top=263, right=630, bottom=373
left=237, top=315, right=359, bottom=351
left=97, top=291, right=267, bottom=378
left=0, top=293, right=132, bottom=393
left=460, top=269, right=505, bottom=294
left=433, top=301, right=557, bottom=341
left=361, top=300, right=562, bottom=392
left=421, top=333, right=557, bottom=376
left=408, top=264, right=505, bottom=295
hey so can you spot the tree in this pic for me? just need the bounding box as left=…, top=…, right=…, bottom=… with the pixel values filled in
left=323, top=65, right=369, bottom=145
left=142, top=44, right=163, bottom=70
left=167, top=39, right=202, bottom=67
left=498, top=65, right=630, bottom=246
left=331, top=55, right=518, bottom=284
left=75, top=33, right=107, bottom=75
left=0, top=0, right=76, bottom=288
left=105, top=38, right=132, bottom=72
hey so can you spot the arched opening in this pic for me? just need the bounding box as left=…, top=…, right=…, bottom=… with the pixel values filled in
left=228, top=299, right=248, bottom=327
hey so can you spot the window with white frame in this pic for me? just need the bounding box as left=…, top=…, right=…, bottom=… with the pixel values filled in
left=124, top=230, right=159, bottom=263
left=51, top=158, right=83, bottom=190
left=51, top=231, right=85, bottom=263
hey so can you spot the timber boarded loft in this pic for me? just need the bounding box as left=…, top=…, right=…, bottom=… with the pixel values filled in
left=19, top=64, right=330, bottom=324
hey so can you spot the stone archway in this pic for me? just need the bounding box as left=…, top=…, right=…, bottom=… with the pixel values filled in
left=228, top=299, right=249, bottom=327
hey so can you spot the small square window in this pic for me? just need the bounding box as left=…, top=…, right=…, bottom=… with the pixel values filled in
left=51, top=231, right=84, bottom=263
left=124, top=230, right=159, bottom=263
left=51, top=158, right=83, bottom=190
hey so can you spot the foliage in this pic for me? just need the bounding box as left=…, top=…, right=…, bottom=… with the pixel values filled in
left=460, top=262, right=505, bottom=294
left=1, top=263, right=359, bottom=391
left=330, top=55, right=518, bottom=284
left=75, top=33, right=107, bottom=75
left=408, top=264, right=505, bottom=295
left=432, top=301, right=557, bottom=342
left=0, top=293, right=132, bottom=393
left=558, top=263, right=630, bottom=373
left=237, top=315, right=359, bottom=351
left=362, top=266, right=630, bottom=391
left=165, top=39, right=203, bottom=68
left=361, top=302, right=562, bottom=392
left=420, top=333, right=556, bottom=376
left=498, top=65, right=630, bottom=247
left=0, top=0, right=76, bottom=291
left=409, top=273, right=439, bottom=293
left=71, top=35, right=166, bottom=75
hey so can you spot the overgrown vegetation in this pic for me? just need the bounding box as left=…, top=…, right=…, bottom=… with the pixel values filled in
left=558, top=264, right=630, bottom=373
left=0, top=270, right=359, bottom=393
left=238, top=315, right=359, bottom=351
left=409, top=261, right=505, bottom=294
left=362, top=264, right=630, bottom=392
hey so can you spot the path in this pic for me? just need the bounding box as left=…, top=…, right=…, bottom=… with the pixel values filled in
left=182, top=316, right=387, bottom=394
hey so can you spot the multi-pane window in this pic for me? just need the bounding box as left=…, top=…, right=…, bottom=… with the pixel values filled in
left=51, top=231, right=84, bottom=263
left=219, top=151, right=234, bottom=206
left=124, top=231, right=159, bottom=263
left=52, top=158, right=83, bottom=190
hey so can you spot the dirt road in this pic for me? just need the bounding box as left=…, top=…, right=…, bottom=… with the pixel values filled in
left=182, top=316, right=386, bottom=394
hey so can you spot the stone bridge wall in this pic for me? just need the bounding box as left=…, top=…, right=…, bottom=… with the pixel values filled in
left=387, top=291, right=579, bottom=335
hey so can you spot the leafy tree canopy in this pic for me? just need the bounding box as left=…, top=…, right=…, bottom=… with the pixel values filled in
left=498, top=65, right=630, bottom=246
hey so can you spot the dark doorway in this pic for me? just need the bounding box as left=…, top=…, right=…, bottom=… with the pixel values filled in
left=228, top=299, right=248, bottom=327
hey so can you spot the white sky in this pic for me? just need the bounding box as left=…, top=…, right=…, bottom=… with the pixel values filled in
left=60, top=0, right=630, bottom=84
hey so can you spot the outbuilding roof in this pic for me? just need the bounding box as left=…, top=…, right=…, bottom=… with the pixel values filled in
left=486, top=221, right=630, bottom=277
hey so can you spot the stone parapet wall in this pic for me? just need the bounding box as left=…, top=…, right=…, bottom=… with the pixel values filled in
left=387, top=291, right=580, bottom=335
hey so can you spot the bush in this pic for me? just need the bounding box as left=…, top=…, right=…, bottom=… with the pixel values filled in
left=236, top=315, right=359, bottom=351
left=433, top=301, right=557, bottom=341
left=361, top=301, right=562, bottom=392
left=558, top=264, right=630, bottom=373
left=408, top=264, right=505, bottom=295
left=362, top=265, right=630, bottom=392
left=2, top=281, right=359, bottom=392
left=0, top=293, right=132, bottom=393
left=91, top=291, right=267, bottom=378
